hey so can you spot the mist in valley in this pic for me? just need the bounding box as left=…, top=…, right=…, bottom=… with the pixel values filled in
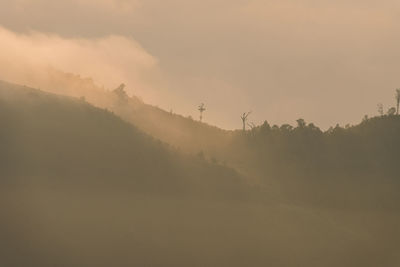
left=1, top=1, right=400, bottom=266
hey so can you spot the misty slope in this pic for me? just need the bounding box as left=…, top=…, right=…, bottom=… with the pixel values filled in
left=14, top=71, right=400, bottom=207
left=14, top=71, right=400, bottom=204
left=0, top=80, right=246, bottom=196
left=25, top=70, right=257, bottom=182
left=2, top=81, right=399, bottom=267
left=36, top=69, right=232, bottom=157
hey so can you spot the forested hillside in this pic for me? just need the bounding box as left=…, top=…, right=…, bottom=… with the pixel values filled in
left=231, top=117, right=400, bottom=208
left=0, top=80, right=246, bottom=197
left=1, top=80, right=400, bottom=266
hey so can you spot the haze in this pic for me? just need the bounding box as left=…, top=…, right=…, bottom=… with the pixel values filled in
left=1, top=0, right=400, bottom=128
left=2, top=2, right=400, bottom=265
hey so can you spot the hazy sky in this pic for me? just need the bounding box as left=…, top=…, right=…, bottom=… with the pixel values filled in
left=1, top=0, right=400, bottom=129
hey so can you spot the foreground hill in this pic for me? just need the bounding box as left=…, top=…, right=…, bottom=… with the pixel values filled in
left=0, top=80, right=244, bottom=196
left=22, top=70, right=262, bottom=181
left=1, top=80, right=400, bottom=266
left=25, top=71, right=400, bottom=185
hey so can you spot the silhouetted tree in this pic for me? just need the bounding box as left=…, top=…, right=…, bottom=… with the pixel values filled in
left=377, top=103, right=384, bottom=116
left=198, top=103, right=206, bottom=122
left=113, top=83, right=128, bottom=101
left=280, top=124, right=293, bottom=132
left=247, top=122, right=256, bottom=130
left=396, top=89, right=400, bottom=115
left=260, top=121, right=271, bottom=134
left=241, top=112, right=251, bottom=131
left=296, top=118, right=306, bottom=128
left=387, top=107, right=396, bottom=116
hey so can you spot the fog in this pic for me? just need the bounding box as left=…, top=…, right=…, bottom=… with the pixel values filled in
left=0, top=26, right=167, bottom=104
left=1, top=0, right=400, bottom=128
left=1, top=81, right=400, bottom=266
left=1, top=2, right=400, bottom=264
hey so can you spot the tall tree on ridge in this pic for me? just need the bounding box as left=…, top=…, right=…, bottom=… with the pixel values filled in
left=198, top=103, right=206, bottom=122
left=241, top=111, right=251, bottom=131
left=395, top=89, right=400, bottom=115
left=377, top=103, right=384, bottom=116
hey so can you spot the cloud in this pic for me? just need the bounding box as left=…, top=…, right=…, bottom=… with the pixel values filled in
left=0, top=26, right=163, bottom=101
left=1, top=0, right=400, bottom=129
left=10, top=0, right=138, bottom=15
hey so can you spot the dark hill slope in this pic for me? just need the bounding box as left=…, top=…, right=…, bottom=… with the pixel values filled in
left=37, top=69, right=232, bottom=157
left=2, top=81, right=399, bottom=266
left=0, top=80, right=243, bottom=196
left=12, top=72, right=400, bottom=208
left=25, top=70, right=255, bottom=183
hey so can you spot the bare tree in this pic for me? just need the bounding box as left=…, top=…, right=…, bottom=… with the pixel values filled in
left=377, top=103, right=384, bottom=116
left=198, top=103, right=206, bottom=122
left=247, top=122, right=256, bottom=130
left=241, top=111, right=251, bottom=131
left=396, top=89, right=400, bottom=115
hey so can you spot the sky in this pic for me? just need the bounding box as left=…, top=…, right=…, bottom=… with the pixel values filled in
left=1, top=0, right=400, bottom=129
